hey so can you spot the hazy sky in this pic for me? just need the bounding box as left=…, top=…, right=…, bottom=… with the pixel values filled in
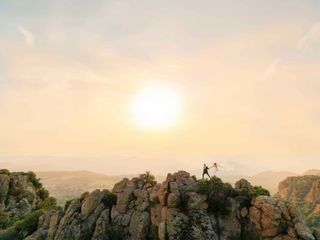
left=1, top=0, right=320, bottom=175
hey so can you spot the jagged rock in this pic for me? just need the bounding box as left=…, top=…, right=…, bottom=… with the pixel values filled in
left=25, top=230, right=48, bottom=240
left=276, top=175, right=320, bottom=232
left=92, top=209, right=110, bottom=239
left=158, top=221, right=166, bottom=240
left=235, top=178, right=253, bottom=192
left=185, top=192, right=207, bottom=210
left=128, top=210, right=150, bottom=239
left=313, top=229, right=320, bottom=240
left=113, top=179, right=136, bottom=214
left=1, top=170, right=317, bottom=240
left=240, top=207, right=248, bottom=217
left=217, top=198, right=241, bottom=239
left=188, top=210, right=218, bottom=240
left=150, top=204, right=161, bottom=226
left=295, top=222, right=316, bottom=240
left=166, top=208, right=188, bottom=239
left=167, top=192, right=180, bottom=208
left=0, top=173, right=10, bottom=204
left=81, top=190, right=105, bottom=217
left=112, top=178, right=129, bottom=193
left=250, top=196, right=315, bottom=240
left=0, top=170, right=45, bottom=231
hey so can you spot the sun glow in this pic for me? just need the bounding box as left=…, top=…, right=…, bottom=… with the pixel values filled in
left=131, top=84, right=183, bottom=129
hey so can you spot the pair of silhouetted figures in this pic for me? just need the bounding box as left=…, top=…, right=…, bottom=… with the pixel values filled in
left=202, top=163, right=221, bottom=179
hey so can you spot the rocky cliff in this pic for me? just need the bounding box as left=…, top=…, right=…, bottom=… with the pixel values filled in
left=0, top=170, right=48, bottom=224
left=0, top=169, right=59, bottom=239
left=23, top=171, right=317, bottom=240
left=276, top=175, right=320, bottom=232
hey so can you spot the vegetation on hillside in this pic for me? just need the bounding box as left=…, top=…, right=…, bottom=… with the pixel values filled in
left=0, top=170, right=61, bottom=239
left=197, top=176, right=270, bottom=216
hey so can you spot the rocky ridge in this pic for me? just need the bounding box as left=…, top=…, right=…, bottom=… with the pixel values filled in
left=24, top=171, right=317, bottom=240
left=276, top=175, right=320, bottom=231
left=0, top=170, right=47, bottom=225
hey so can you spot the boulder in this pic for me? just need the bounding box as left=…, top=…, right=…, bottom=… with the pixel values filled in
left=128, top=210, right=150, bottom=239
left=235, top=178, right=252, bottom=192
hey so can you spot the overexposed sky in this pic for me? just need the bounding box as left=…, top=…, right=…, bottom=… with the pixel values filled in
left=1, top=0, right=320, bottom=174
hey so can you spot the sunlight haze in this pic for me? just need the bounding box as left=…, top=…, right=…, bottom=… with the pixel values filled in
left=1, top=0, right=320, bottom=175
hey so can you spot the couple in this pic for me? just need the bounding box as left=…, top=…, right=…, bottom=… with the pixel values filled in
left=202, top=163, right=221, bottom=179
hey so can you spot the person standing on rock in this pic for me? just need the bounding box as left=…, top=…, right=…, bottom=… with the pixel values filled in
left=202, top=164, right=211, bottom=179
left=212, top=162, right=222, bottom=173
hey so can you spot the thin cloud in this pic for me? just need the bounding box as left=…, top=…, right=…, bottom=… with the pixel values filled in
left=18, top=26, right=35, bottom=47
left=261, top=59, right=280, bottom=81
left=297, top=22, right=320, bottom=51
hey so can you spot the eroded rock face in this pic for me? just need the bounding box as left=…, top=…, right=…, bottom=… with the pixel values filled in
left=25, top=171, right=316, bottom=240
left=235, top=178, right=253, bottom=192
left=250, top=196, right=316, bottom=240
left=276, top=175, right=320, bottom=232
left=0, top=170, right=40, bottom=225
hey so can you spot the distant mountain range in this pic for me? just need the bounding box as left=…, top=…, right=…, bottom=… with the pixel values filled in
left=220, top=170, right=298, bottom=194
left=222, top=169, right=320, bottom=194
left=36, top=169, right=320, bottom=205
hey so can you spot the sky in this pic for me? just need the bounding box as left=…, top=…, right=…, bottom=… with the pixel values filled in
left=1, top=0, right=320, bottom=175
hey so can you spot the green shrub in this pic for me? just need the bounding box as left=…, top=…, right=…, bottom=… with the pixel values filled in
left=80, top=228, right=92, bottom=240
left=0, top=210, right=10, bottom=229
left=14, top=210, right=44, bottom=235
left=197, top=177, right=271, bottom=216
left=197, top=177, right=233, bottom=216
left=250, top=186, right=270, bottom=198
left=37, top=196, right=59, bottom=211
left=197, top=179, right=210, bottom=194
left=0, top=227, right=19, bottom=240
left=27, top=172, right=42, bottom=189
left=38, top=188, right=49, bottom=200
left=64, top=199, right=72, bottom=212
left=0, top=169, right=10, bottom=175
left=306, top=214, right=320, bottom=230
left=140, top=171, right=156, bottom=185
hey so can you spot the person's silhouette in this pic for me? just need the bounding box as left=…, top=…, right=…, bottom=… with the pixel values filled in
left=212, top=162, right=222, bottom=173
left=202, top=164, right=211, bottom=179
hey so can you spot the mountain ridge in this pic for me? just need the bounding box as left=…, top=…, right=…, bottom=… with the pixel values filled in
left=276, top=175, right=320, bottom=231
left=16, top=170, right=319, bottom=239
left=31, top=169, right=320, bottom=205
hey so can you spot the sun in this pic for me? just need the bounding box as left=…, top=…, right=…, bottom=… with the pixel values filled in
left=131, top=84, right=183, bottom=129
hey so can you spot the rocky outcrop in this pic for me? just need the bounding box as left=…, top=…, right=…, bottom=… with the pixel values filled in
left=276, top=175, right=320, bottom=231
left=0, top=170, right=42, bottom=225
left=24, top=171, right=317, bottom=240
left=276, top=175, right=320, bottom=204
left=250, top=196, right=316, bottom=239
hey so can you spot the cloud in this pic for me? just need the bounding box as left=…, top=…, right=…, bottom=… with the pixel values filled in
left=261, top=59, right=281, bottom=81
left=18, top=26, right=35, bottom=46
left=297, top=22, right=320, bottom=51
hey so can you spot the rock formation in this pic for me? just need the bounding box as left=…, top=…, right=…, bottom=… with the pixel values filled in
left=276, top=175, right=320, bottom=232
left=24, top=171, right=317, bottom=240
left=0, top=170, right=59, bottom=239
left=0, top=170, right=44, bottom=225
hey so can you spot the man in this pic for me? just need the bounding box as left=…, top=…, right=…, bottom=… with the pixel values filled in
left=202, top=164, right=211, bottom=179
